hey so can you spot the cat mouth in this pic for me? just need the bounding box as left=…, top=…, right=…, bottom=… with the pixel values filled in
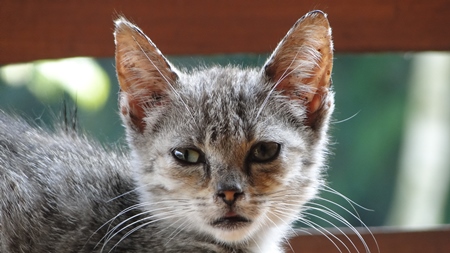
left=211, top=212, right=251, bottom=229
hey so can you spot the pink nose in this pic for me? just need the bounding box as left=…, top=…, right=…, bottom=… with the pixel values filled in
left=217, top=189, right=244, bottom=206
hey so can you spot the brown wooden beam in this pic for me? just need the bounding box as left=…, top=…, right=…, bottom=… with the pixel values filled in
left=1, top=0, right=449, bottom=64
left=288, top=226, right=450, bottom=253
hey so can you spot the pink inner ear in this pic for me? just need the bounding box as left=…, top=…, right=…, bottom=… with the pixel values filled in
left=263, top=11, right=333, bottom=128
left=309, top=92, right=323, bottom=114
left=115, top=19, right=179, bottom=133
left=120, top=93, right=147, bottom=133
left=119, top=86, right=170, bottom=133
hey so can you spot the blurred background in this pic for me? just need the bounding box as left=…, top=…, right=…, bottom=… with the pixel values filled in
left=1, top=52, right=449, bottom=229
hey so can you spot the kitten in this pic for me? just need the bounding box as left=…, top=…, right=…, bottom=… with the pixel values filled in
left=0, top=10, right=333, bottom=253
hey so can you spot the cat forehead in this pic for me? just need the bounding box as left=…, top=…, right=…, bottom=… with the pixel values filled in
left=167, top=67, right=288, bottom=145
left=180, top=66, right=263, bottom=92
left=177, top=67, right=268, bottom=117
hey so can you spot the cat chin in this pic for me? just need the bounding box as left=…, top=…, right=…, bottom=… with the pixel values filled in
left=209, top=225, right=256, bottom=243
left=206, top=217, right=277, bottom=244
left=206, top=221, right=287, bottom=253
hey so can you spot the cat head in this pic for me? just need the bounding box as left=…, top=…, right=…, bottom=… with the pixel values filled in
left=114, top=10, right=333, bottom=247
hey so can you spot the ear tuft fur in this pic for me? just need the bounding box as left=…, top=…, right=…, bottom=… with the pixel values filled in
left=263, top=10, right=333, bottom=128
left=114, top=17, right=178, bottom=133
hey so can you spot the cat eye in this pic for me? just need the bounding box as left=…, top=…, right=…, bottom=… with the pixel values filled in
left=249, top=142, right=281, bottom=163
left=172, top=148, right=204, bottom=164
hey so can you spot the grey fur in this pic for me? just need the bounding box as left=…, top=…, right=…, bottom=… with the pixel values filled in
left=0, top=10, right=334, bottom=253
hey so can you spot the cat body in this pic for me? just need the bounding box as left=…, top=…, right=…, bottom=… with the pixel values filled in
left=0, top=113, right=237, bottom=253
left=0, top=10, right=334, bottom=253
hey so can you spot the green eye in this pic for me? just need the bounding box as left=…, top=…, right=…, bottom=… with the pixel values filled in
left=172, top=148, right=203, bottom=164
left=249, top=142, right=281, bottom=163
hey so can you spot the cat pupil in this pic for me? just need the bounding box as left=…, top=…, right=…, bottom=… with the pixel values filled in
left=173, top=148, right=201, bottom=163
left=251, top=142, right=280, bottom=162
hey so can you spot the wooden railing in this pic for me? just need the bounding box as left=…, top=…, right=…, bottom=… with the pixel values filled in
left=1, top=0, right=449, bottom=65
left=289, top=226, right=450, bottom=253
left=1, top=1, right=449, bottom=252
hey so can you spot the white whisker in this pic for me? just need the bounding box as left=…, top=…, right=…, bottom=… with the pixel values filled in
left=102, top=206, right=175, bottom=244
left=303, top=211, right=359, bottom=253
left=102, top=211, right=182, bottom=253
left=311, top=203, right=376, bottom=253
left=249, top=236, right=264, bottom=253
left=316, top=187, right=379, bottom=252
left=106, top=185, right=147, bottom=203
left=321, top=186, right=373, bottom=212
left=333, top=110, right=360, bottom=124
left=297, top=217, right=345, bottom=253
left=164, top=217, right=192, bottom=246
left=94, top=199, right=190, bottom=248
left=263, top=212, right=295, bottom=253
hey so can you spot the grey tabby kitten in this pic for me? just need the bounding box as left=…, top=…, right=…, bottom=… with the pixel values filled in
left=0, top=10, right=333, bottom=253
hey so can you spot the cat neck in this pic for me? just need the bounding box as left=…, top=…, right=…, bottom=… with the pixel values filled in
left=248, top=224, right=290, bottom=253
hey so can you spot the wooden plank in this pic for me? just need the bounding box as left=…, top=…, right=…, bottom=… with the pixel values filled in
left=288, top=226, right=450, bottom=253
left=1, top=0, right=449, bottom=64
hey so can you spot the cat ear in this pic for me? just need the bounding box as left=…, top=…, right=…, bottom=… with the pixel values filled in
left=263, top=10, right=333, bottom=128
left=114, top=17, right=178, bottom=133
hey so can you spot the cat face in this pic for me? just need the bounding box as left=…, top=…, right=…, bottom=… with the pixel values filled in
left=114, top=10, right=333, bottom=245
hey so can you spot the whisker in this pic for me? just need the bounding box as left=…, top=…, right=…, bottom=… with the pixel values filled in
left=316, top=187, right=379, bottom=252
left=164, top=217, right=192, bottom=246
left=102, top=206, right=177, bottom=245
left=90, top=203, right=156, bottom=249
left=263, top=212, right=295, bottom=253
left=153, top=212, right=192, bottom=237
left=296, top=217, right=345, bottom=253
left=321, top=186, right=373, bottom=212
left=313, top=187, right=379, bottom=253
left=309, top=200, right=377, bottom=253
left=294, top=228, right=313, bottom=236
left=91, top=206, right=137, bottom=248
left=94, top=199, right=190, bottom=247
left=333, top=110, right=361, bottom=124
left=102, top=211, right=182, bottom=253
left=106, top=185, right=147, bottom=203
left=106, top=218, right=165, bottom=253
left=309, top=198, right=368, bottom=231
left=303, top=211, right=359, bottom=253
left=249, top=236, right=264, bottom=253
left=268, top=188, right=376, bottom=253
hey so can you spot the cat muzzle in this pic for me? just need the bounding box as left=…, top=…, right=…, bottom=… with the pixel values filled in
left=211, top=214, right=251, bottom=230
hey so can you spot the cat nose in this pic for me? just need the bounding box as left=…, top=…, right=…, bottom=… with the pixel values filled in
left=216, top=184, right=244, bottom=206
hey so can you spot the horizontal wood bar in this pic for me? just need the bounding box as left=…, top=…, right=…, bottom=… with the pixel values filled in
left=288, top=226, right=450, bottom=253
left=1, top=0, right=449, bottom=64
